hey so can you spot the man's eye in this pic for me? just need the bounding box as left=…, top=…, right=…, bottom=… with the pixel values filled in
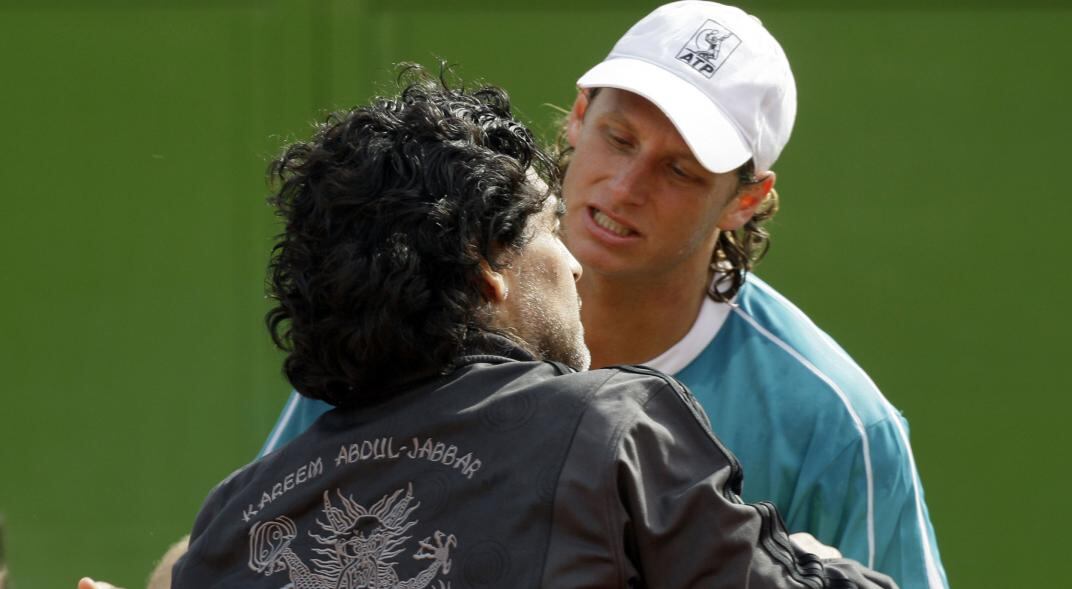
left=605, top=132, right=630, bottom=148
left=669, top=164, right=692, bottom=179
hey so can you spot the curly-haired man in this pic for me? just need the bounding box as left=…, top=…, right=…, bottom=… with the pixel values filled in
left=164, top=70, right=895, bottom=588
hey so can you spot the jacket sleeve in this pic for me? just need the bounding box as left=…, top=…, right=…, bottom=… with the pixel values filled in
left=798, top=412, right=948, bottom=589
left=171, top=465, right=252, bottom=588
left=256, top=391, right=333, bottom=457
left=615, top=372, right=900, bottom=589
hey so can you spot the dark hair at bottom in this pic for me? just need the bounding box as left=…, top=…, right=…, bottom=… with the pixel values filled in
left=707, top=173, right=779, bottom=302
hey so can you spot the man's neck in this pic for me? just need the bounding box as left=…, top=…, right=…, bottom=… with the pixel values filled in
left=579, top=267, right=710, bottom=369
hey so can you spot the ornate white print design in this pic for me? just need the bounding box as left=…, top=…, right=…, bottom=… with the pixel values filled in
left=248, top=484, right=457, bottom=589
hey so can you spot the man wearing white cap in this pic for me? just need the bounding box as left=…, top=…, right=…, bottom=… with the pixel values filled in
left=258, top=2, right=948, bottom=588
left=561, top=2, right=948, bottom=589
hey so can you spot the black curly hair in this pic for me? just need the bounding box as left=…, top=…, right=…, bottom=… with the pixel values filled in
left=265, top=66, right=558, bottom=407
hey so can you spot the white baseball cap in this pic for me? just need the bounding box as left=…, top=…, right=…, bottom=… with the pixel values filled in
left=577, top=1, right=796, bottom=173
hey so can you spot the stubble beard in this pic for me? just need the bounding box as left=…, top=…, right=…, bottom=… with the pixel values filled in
left=517, top=285, right=591, bottom=372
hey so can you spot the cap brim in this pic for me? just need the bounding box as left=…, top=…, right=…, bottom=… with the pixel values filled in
left=577, top=58, right=750, bottom=174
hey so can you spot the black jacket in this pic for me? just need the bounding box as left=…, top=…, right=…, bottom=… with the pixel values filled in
left=173, top=337, right=896, bottom=588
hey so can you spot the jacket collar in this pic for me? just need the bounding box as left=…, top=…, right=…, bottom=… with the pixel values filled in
left=455, top=331, right=537, bottom=367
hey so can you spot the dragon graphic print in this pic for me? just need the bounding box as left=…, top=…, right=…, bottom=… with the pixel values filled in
left=247, top=484, right=457, bottom=589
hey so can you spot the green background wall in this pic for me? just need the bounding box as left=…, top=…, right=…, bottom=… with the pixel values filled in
left=1, top=1, right=1068, bottom=587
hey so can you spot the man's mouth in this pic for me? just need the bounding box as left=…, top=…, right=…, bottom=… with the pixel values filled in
left=591, top=208, right=636, bottom=237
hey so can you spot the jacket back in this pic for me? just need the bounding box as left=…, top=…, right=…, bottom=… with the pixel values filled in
left=173, top=350, right=897, bottom=589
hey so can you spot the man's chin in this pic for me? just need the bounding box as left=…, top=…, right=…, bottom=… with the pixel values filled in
left=565, top=348, right=592, bottom=372
left=518, top=312, right=591, bottom=372
left=547, top=339, right=591, bottom=372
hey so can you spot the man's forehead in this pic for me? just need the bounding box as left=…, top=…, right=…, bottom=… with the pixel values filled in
left=526, top=168, right=548, bottom=191
left=523, top=171, right=563, bottom=217
left=588, top=88, right=703, bottom=164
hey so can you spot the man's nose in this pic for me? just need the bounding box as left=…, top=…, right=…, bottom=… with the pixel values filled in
left=567, top=246, right=583, bottom=282
left=606, top=160, right=650, bottom=206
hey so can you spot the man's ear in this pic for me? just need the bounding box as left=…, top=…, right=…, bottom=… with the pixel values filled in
left=566, top=90, right=590, bottom=147
left=718, top=171, right=776, bottom=231
left=478, top=259, right=508, bottom=304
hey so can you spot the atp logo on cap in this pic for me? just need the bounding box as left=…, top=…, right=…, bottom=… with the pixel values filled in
left=676, top=19, right=742, bottom=78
